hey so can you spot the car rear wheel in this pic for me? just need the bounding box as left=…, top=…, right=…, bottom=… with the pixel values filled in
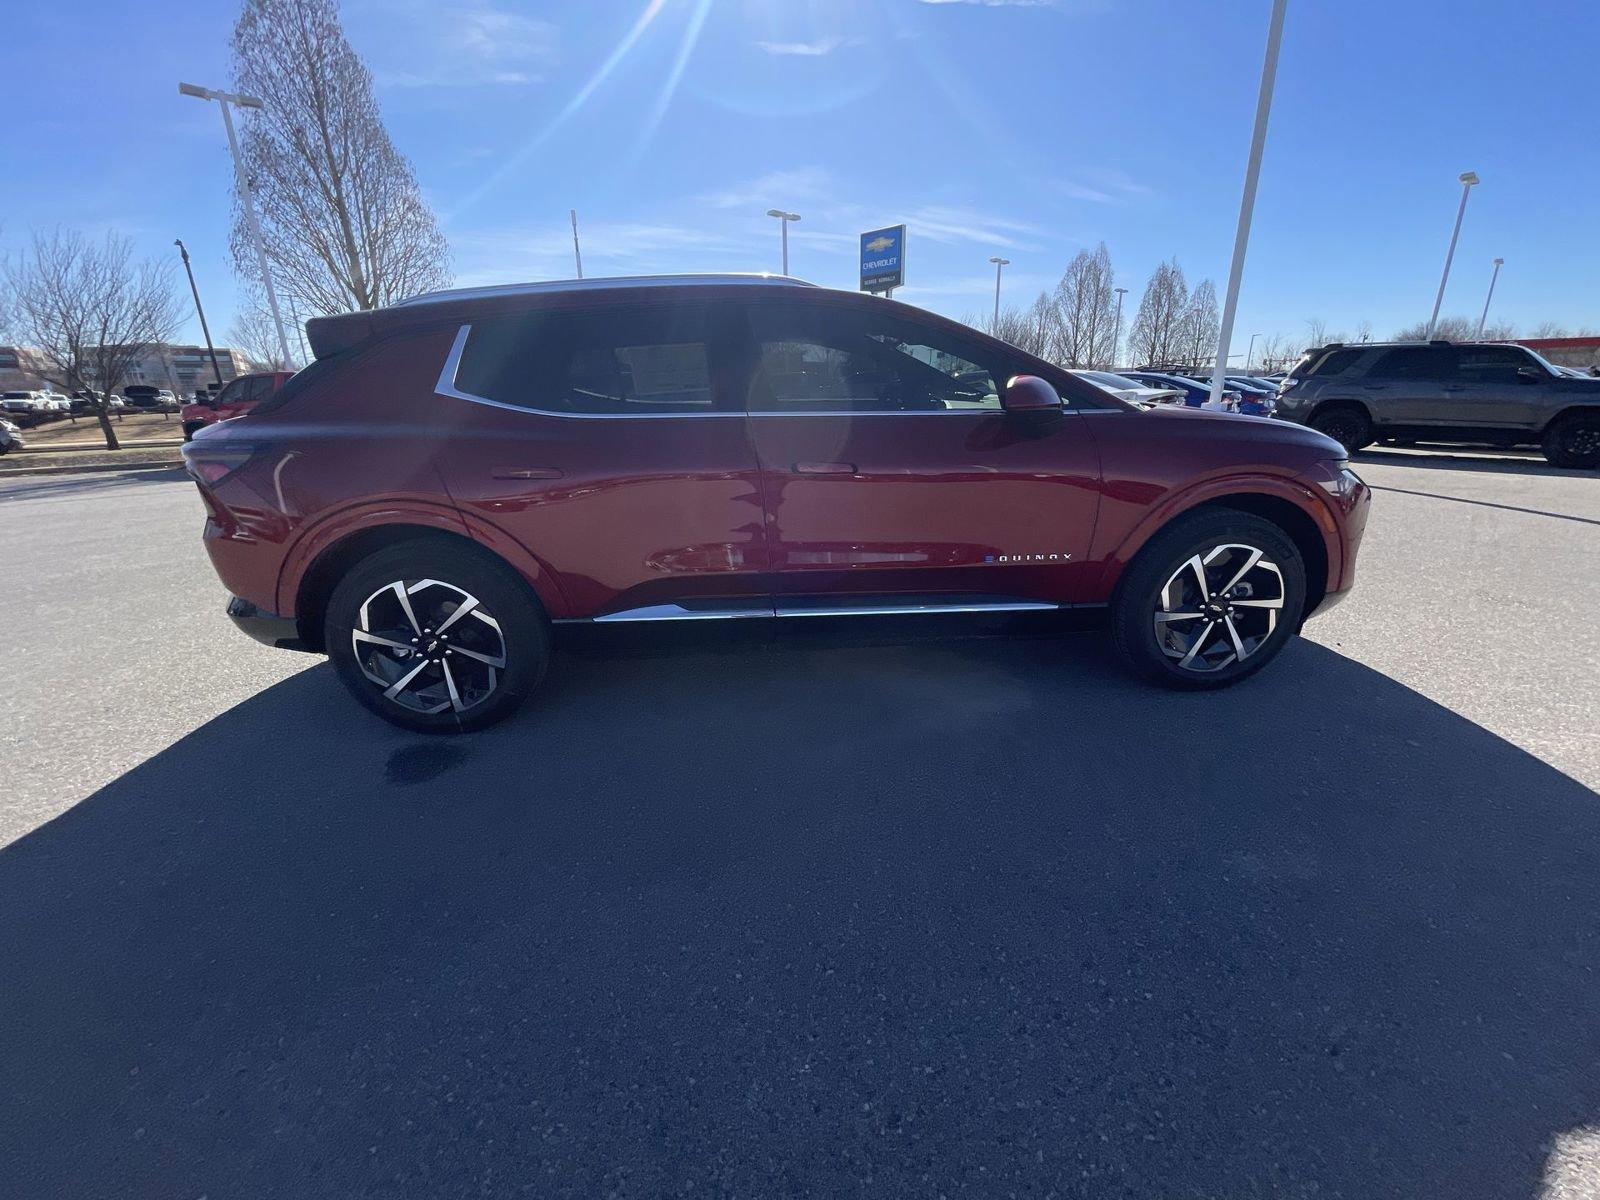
left=1308, top=404, right=1373, bottom=453
left=1111, top=509, right=1306, bottom=690
left=1542, top=413, right=1600, bottom=469
left=325, top=539, right=550, bottom=733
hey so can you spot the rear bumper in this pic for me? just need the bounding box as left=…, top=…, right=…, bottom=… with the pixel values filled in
left=226, top=595, right=315, bottom=653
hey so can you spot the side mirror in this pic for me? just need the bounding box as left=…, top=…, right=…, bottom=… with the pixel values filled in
left=1001, top=375, right=1061, bottom=412
left=1516, top=366, right=1542, bottom=384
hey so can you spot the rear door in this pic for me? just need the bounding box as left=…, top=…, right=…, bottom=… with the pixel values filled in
left=1360, top=346, right=1457, bottom=425
left=739, top=297, right=1103, bottom=607
left=431, top=301, right=771, bottom=618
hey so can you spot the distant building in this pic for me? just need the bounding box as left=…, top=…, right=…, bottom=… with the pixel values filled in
left=0, top=346, right=49, bottom=392
left=1, top=343, right=256, bottom=397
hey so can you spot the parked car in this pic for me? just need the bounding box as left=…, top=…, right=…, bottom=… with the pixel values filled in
left=1069, top=369, right=1184, bottom=407
left=121, top=385, right=178, bottom=413
left=1177, top=375, right=1278, bottom=418
left=1, top=391, right=45, bottom=421
left=0, top=417, right=24, bottom=454
left=1276, top=340, right=1600, bottom=467
left=181, top=370, right=294, bottom=440
left=183, top=275, right=1369, bottom=732
left=1121, top=372, right=1244, bottom=411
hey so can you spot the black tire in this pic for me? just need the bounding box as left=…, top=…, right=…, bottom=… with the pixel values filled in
left=324, top=538, right=551, bottom=733
left=1111, top=508, right=1307, bottom=691
left=1308, top=404, right=1374, bottom=453
left=1542, top=412, right=1600, bottom=470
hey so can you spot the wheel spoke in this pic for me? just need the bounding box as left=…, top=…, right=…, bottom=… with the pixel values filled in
left=382, top=658, right=431, bottom=701
left=1231, top=597, right=1283, bottom=609
left=1223, top=614, right=1249, bottom=660
left=353, top=629, right=413, bottom=653
left=1216, top=547, right=1264, bottom=596
left=388, top=582, right=423, bottom=636
left=1155, top=611, right=1205, bottom=623
left=441, top=659, right=465, bottom=712
left=1183, top=555, right=1209, bottom=601
left=433, top=596, right=480, bottom=635
left=448, top=644, right=506, bottom=668
left=1178, top=620, right=1217, bottom=668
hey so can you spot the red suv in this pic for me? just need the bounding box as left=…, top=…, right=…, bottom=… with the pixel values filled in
left=183, top=276, right=1369, bottom=732
left=181, top=370, right=294, bottom=440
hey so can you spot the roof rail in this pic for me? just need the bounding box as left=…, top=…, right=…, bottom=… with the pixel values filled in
left=395, top=273, right=817, bottom=309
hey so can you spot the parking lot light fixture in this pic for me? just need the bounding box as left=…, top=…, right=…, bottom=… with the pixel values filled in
left=174, top=240, right=225, bottom=389
left=179, top=81, right=293, bottom=369
left=766, top=210, right=800, bottom=276
left=1426, top=171, right=1480, bottom=340
left=1209, top=0, right=1288, bottom=409
left=1476, top=257, right=1504, bottom=339
left=988, top=257, right=1010, bottom=325
left=1112, top=287, right=1128, bottom=368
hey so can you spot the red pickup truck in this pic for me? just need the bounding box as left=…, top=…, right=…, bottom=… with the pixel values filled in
left=181, top=370, right=294, bottom=440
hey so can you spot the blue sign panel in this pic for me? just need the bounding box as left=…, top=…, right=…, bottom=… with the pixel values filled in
left=859, top=225, right=906, bottom=292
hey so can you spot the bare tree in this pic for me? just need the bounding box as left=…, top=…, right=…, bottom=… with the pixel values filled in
left=1052, top=243, right=1118, bottom=367
left=4, top=229, right=182, bottom=449
left=1127, top=259, right=1188, bottom=366
left=1393, top=315, right=1476, bottom=341
left=231, top=0, right=451, bottom=315
left=227, top=294, right=294, bottom=370
left=1179, top=279, right=1219, bottom=365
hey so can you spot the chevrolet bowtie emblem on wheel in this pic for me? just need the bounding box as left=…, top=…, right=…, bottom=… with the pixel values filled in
left=984, top=552, right=1072, bottom=563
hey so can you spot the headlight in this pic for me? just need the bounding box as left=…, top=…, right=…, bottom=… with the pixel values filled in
left=1316, top=459, right=1363, bottom=499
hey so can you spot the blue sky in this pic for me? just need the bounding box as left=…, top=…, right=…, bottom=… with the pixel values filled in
left=4, top=0, right=1596, bottom=360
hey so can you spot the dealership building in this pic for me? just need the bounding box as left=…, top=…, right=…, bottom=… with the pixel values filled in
left=0, top=344, right=255, bottom=396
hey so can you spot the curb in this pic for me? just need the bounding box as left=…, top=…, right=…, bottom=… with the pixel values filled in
left=0, top=459, right=184, bottom=478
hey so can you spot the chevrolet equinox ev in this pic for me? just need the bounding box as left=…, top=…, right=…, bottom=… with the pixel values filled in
left=183, top=275, right=1370, bottom=733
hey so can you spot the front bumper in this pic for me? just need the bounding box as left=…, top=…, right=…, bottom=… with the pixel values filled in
left=226, top=595, right=315, bottom=653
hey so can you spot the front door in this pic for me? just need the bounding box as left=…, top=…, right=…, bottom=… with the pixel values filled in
left=739, top=298, right=1102, bottom=608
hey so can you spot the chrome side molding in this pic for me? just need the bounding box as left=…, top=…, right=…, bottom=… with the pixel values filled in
left=559, top=598, right=1090, bottom=625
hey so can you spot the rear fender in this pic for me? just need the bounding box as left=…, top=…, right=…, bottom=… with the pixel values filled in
left=277, top=500, right=571, bottom=620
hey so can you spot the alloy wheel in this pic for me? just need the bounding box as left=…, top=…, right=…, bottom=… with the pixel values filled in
left=1154, top=543, right=1285, bottom=673
left=352, top=579, right=507, bottom=714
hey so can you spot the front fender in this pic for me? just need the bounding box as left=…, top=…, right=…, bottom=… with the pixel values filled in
left=1095, top=472, right=1342, bottom=595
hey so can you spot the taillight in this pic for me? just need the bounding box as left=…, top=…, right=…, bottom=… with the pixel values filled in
left=184, top=443, right=257, bottom=487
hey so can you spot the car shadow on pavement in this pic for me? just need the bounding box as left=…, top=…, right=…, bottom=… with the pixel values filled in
left=3, top=628, right=1598, bottom=1198
left=1355, top=447, right=1578, bottom=479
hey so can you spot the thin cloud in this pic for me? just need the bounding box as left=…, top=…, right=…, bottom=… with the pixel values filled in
left=703, top=168, right=836, bottom=211
left=755, top=36, right=857, bottom=56
left=369, top=1, right=556, bottom=88
left=1056, top=168, right=1157, bottom=204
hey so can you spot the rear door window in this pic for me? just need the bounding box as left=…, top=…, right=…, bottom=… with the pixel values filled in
left=457, top=304, right=730, bottom=414
left=1367, top=347, right=1457, bottom=382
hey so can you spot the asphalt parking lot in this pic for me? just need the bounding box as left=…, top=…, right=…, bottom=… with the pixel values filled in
left=3, top=453, right=1598, bottom=1198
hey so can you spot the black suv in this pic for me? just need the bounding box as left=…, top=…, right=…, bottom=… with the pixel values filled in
left=1275, top=341, right=1600, bottom=468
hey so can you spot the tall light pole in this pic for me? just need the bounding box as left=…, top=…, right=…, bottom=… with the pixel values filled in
left=570, top=209, right=584, bottom=279
left=1246, top=332, right=1262, bottom=371
left=179, top=82, right=293, bottom=369
left=988, top=256, right=1010, bottom=325
left=766, top=209, right=800, bottom=275
left=1209, top=0, right=1288, bottom=408
left=1426, top=170, right=1480, bottom=339
left=1476, top=257, right=1504, bottom=339
left=1112, top=286, right=1128, bottom=367
left=174, top=239, right=224, bottom=389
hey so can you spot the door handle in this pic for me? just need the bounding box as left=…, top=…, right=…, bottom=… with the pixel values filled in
left=793, top=461, right=856, bottom=475
left=491, top=467, right=564, bottom=480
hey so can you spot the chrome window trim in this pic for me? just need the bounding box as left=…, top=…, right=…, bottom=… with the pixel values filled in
left=402, top=273, right=815, bottom=309
left=435, top=323, right=1079, bottom=420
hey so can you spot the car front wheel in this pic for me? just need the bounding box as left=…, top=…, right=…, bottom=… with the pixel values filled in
left=1308, top=404, right=1373, bottom=453
left=325, top=538, right=550, bottom=733
left=1542, top=413, right=1600, bottom=469
left=1111, top=509, right=1307, bottom=690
